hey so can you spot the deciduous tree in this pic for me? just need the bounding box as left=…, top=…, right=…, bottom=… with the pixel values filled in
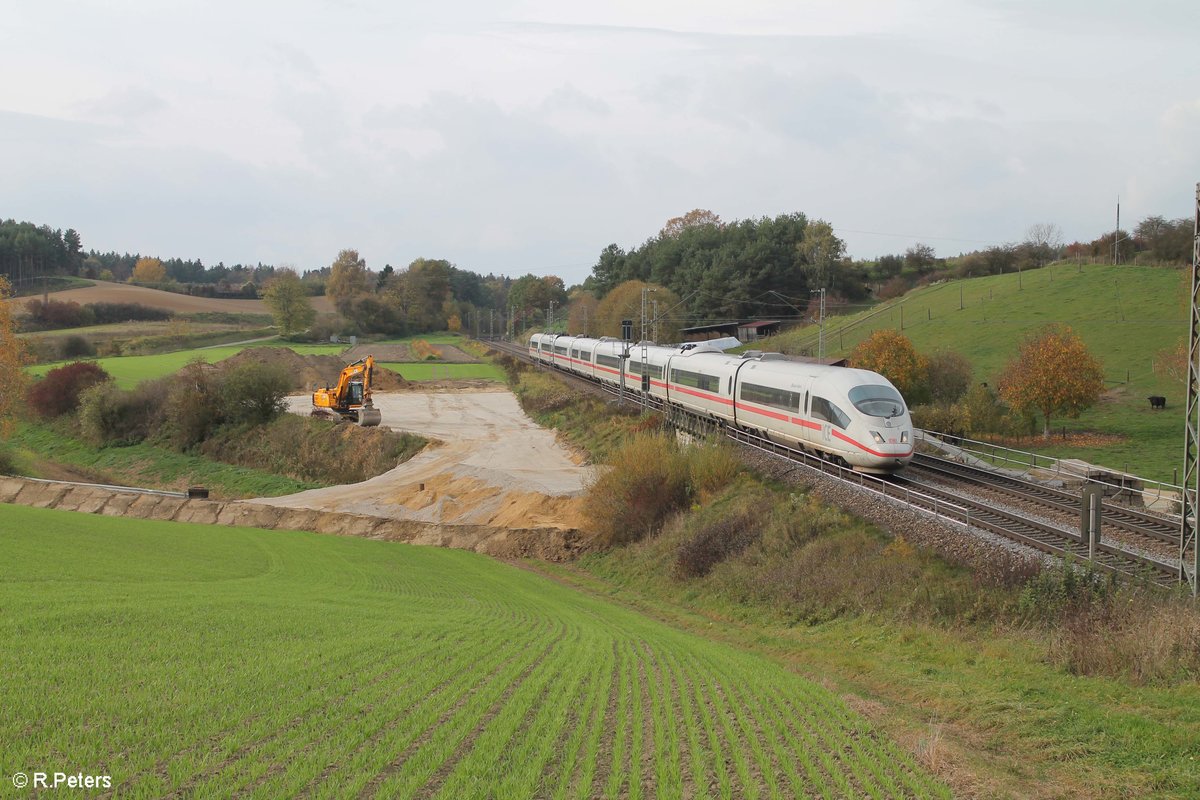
left=997, top=324, right=1105, bottom=438
left=263, top=269, right=316, bottom=337
left=594, top=280, right=681, bottom=342
left=0, top=277, right=30, bottom=437
left=325, top=249, right=371, bottom=312
left=130, top=257, right=166, bottom=283
left=849, top=330, right=928, bottom=402
left=659, top=209, right=722, bottom=239
left=925, top=349, right=972, bottom=404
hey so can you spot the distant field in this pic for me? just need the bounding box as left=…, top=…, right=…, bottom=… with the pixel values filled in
left=3, top=279, right=335, bottom=314
left=379, top=361, right=505, bottom=381
left=29, top=341, right=348, bottom=388
left=0, top=506, right=944, bottom=798
left=771, top=264, right=1188, bottom=482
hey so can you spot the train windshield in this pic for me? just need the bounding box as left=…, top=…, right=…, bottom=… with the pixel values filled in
left=848, top=384, right=905, bottom=418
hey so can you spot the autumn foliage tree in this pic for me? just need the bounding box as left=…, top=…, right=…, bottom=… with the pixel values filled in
left=849, top=330, right=929, bottom=403
left=594, top=280, right=682, bottom=342
left=325, top=249, right=372, bottom=314
left=659, top=209, right=723, bottom=239
left=262, top=269, right=316, bottom=336
left=129, top=257, right=166, bottom=284
left=0, top=277, right=30, bottom=437
left=997, top=324, right=1105, bottom=439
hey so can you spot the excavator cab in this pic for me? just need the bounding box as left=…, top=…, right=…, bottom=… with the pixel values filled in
left=312, top=356, right=383, bottom=427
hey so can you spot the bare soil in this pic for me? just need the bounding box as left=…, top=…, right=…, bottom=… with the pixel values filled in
left=213, top=348, right=408, bottom=391
left=342, top=343, right=479, bottom=363
left=253, top=388, right=598, bottom=537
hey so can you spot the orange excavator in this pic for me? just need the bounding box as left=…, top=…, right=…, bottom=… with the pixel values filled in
left=312, top=356, right=383, bottom=427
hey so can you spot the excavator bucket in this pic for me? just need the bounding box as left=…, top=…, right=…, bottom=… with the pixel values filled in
left=357, top=401, right=382, bottom=427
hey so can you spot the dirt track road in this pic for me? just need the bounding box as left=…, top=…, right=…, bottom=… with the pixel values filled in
left=252, top=388, right=598, bottom=530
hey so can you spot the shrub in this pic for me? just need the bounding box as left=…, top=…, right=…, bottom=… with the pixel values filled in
left=164, top=361, right=224, bottom=448
left=22, top=298, right=94, bottom=330
left=26, top=362, right=111, bottom=419
left=0, top=446, right=16, bottom=475
left=87, top=302, right=172, bottom=324
left=685, top=441, right=743, bottom=496
left=217, top=362, right=290, bottom=425
left=78, top=379, right=170, bottom=445
left=675, top=508, right=763, bottom=578
left=59, top=335, right=96, bottom=359
left=584, top=433, right=691, bottom=546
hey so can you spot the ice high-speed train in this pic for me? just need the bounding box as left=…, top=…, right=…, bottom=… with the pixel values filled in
left=528, top=333, right=914, bottom=474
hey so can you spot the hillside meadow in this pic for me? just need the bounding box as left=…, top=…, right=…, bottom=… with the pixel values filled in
left=771, top=263, right=1189, bottom=482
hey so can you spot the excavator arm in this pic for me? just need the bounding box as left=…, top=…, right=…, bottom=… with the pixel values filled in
left=312, top=356, right=382, bottom=426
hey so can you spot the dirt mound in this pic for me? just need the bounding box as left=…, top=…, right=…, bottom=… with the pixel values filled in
left=343, top=342, right=479, bottom=363
left=213, top=348, right=407, bottom=391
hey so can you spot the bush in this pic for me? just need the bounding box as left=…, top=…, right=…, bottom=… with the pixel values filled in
left=164, top=361, right=224, bottom=448
left=26, top=362, right=111, bottom=419
left=22, top=298, right=94, bottom=330
left=217, top=362, right=290, bottom=425
left=675, top=508, right=763, bottom=578
left=87, top=302, right=172, bottom=324
left=78, top=379, right=170, bottom=446
left=59, top=335, right=96, bottom=359
left=685, top=441, right=742, bottom=496
left=0, top=446, right=16, bottom=475
left=584, top=433, right=692, bottom=546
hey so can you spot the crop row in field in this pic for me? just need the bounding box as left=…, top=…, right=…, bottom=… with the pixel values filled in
left=0, top=505, right=946, bottom=799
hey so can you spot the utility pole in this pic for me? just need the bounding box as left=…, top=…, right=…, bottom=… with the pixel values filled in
left=640, top=286, right=657, bottom=342
left=548, top=300, right=555, bottom=330
left=811, top=288, right=826, bottom=360
left=1181, top=181, right=1200, bottom=597
left=1114, top=197, right=1120, bottom=265
left=652, top=300, right=659, bottom=343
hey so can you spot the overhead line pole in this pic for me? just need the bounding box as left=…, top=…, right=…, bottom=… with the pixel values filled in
left=1181, top=181, right=1200, bottom=597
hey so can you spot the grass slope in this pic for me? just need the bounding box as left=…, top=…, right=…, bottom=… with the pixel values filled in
left=379, top=361, right=505, bottom=381
left=0, top=505, right=945, bottom=799
left=772, top=264, right=1188, bottom=481
left=6, top=421, right=318, bottom=498
left=28, top=341, right=348, bottom=388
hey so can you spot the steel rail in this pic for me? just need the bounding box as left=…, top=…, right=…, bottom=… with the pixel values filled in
left=909, top=453, right=1180, bottom=545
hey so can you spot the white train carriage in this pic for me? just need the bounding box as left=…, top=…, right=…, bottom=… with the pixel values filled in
left=567, top=336, right=601, bottom=378
left=623, top=342, right=675, bottom=403
left=663, top=349, right=743, bottom=423
left=731, top=356, right=912, bottom=473
left=591, top=338, right=627, bottom=387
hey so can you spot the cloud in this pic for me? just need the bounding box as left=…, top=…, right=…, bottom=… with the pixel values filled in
left=76, top=86, right=168, bottom=122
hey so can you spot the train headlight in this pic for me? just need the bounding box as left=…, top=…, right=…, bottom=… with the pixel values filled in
left=901, top=430, right=909, bottom=444
left=870, top=430, right=886, bottom=444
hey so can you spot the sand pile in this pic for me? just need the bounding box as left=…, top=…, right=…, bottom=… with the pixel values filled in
left=215, top=348, right=407, bottom=391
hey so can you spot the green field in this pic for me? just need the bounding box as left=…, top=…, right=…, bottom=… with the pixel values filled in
left=0, top=505, right=945, bottom=799
left=379, top=361, right=505, bottom=381
left=771, top=263, right=1188, bottom=481
left=28, top=341, right=348, bottom=388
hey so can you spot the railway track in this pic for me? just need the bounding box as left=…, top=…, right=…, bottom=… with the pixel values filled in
left=908, top=453, right=1180, bottom=546
left=483, top=336, right=1182, bottom=586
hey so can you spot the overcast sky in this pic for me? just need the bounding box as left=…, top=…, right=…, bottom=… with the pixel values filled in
left=3, top=1, right=1197, bottom=285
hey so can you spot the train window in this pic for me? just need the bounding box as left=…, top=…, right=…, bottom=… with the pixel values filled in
left=629, top=361, right=663, bottom=379
left=596, top=354, right=621, bottom=369
left=741, top=382, right=800, bottom=412
left=554, top=345, right=568, bottom=355
left=727, top=377, right=732, bottom=395
left=670, top=368, right=720, bottom=393
left=579, top=350, right=592, bottom=362
left=847, top=385, right=905, bottom=418
left=571, top=348, right=579, bottom=358
left=810, top=396, right=851, bottom=429
left=628, top=360, right=642, bottom=375
left=804, top=391, right=809, bottom=414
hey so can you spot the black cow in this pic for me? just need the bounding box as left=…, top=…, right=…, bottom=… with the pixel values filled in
left=1148, top=396, right=1167, bottom=410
